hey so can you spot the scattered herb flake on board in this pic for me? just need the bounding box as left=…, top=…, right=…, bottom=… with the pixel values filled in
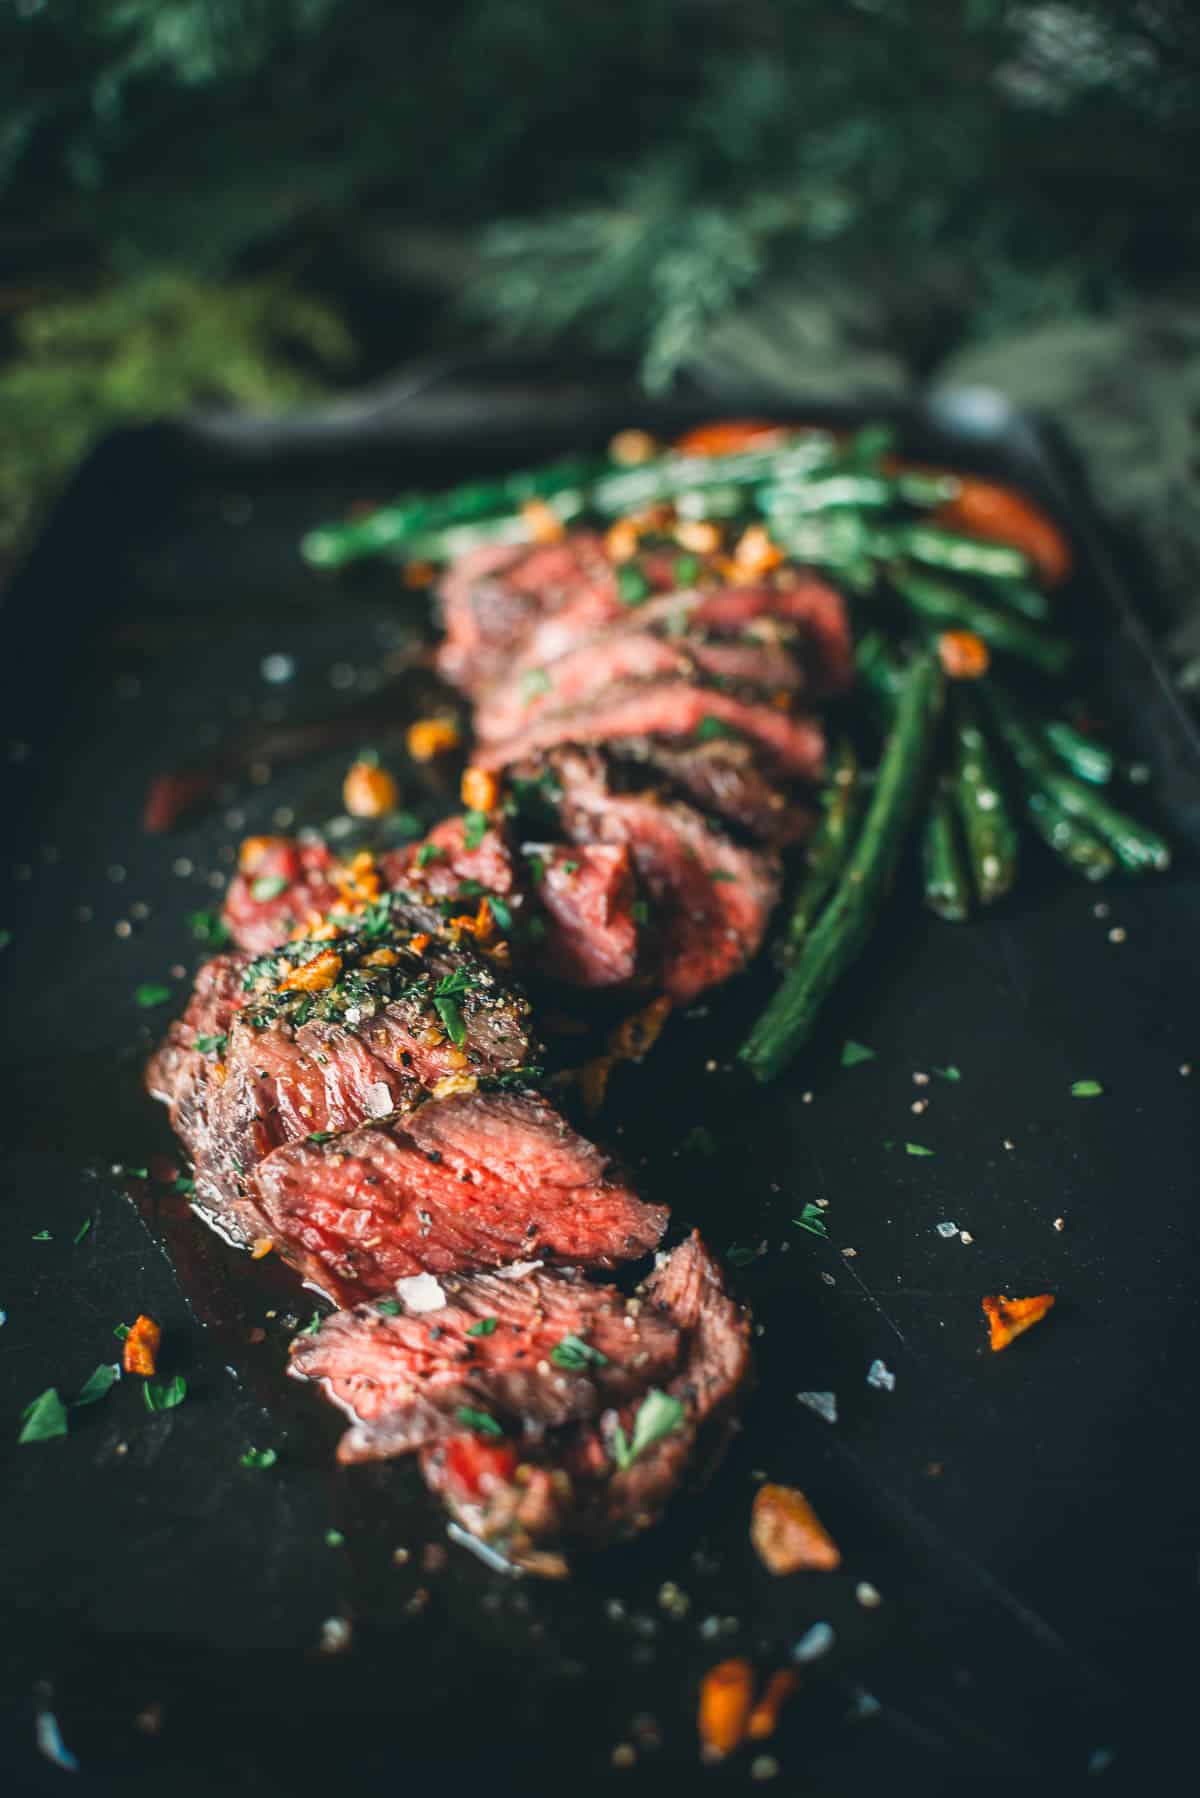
left=982, top=1292, right=1056, bottom=1352
left=416, top=843, right=444, bottom=869
left=630, top=898, right=650, bottom=924
left=794, top=1203, right=828, bottom=1238
left=187, top=909, right=230, bottom=948
left=74, top=1363, right=119, bottom=1407
left=433, top=993, right=466, bottom=1048
left=113, top=1322, right=131, bottom=1340
left=934, top=1065, right=961, bottom=1082
left=135, top=983, right=172, bottom=1008
left=143, top=1375, right=186, bottom=1412
left=456, top=1407, right=504, bottom=1438
left=307, top=1130, right=336, bottom=1144
left=709, top=869, right=737, bottom=882
left=727, top=1243, right=759, bottom=1268
left=124, top=1168, right=149, bottom=1179
left=683, top=1124, right=716, bottom=1156
left=1071, top=1079, right=1104, bottom=1098
left=324, top=1529, right=345, bottom=1548
left=462, top=809, right=488, bottom=850
left=561, top=859, right=580, bottom=875
left=240, top=1446, right=277, bottom=1469
left=0, top=929, right=11, bottom=949
left=251, top=875, right=289, bottom=902
left=466, top=1317, right=498, bottom=1338
left=905, top=1142, right=935, bottom=1157
left=298, top=1311, right=324, bottom=1336
left=610, top=1390, right=684, bottom=1471
left=19, top=1388, right=68, bottom=1444
left=617, top=566, right=650, bottom=606
left=841, top=1040, right=876, bottom=1068
left=550, top=1333, right=609, bottom=1370
left=32, top=1230, right=52, bottom=1241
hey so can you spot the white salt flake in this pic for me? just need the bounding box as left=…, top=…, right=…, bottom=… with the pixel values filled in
left=866, top=1359, right=896, bottom=1392
left=796, top=1390, right=838, bottom=1423
left=792, top=1621, right=835, bottom=1664
left=935, top=1221, right=958, bottom=1239
left=364, top=1081, right=394, bottom=1118
left=850, top=1688, right=881, bottom=1720
left=319, top=1617, right=352, bottom=1655
left=261, top=653, right=296, bottom=685
left=394, top=1273, right=447, bottom=1314
left=855, top=1581, right=882, bottom=1608
left=495, top=1260, right=543, bottom=1280
left=35, top=1708, right=78, bottom=1773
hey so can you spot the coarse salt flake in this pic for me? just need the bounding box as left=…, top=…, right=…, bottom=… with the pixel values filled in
left=795, top=1390, right=838, bottom=1423
left=394, top=1273, right=447, bottom=1314
left=936, top=1221, right=958, bottom=1239
left=792, top=1621, right=835, bottom=1664
left=866, top=1359, right=896, bottom=1392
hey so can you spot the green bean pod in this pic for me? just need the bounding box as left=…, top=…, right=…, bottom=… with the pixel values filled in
left=1042, top=718, right=1114, bottom=785
left=894, top=523, right=1032, bottom=582
left=888, top=564, right=1072, bottom=676
left=781, top=738, right=863, bottom=957
left=950, top=691, right=1020, bottom=904
left=1023, top=791, right=1117, bottom=881
left=922, top=779, right=972, bottom=922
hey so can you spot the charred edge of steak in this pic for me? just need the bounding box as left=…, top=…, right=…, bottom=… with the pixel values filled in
left=418, top=1233, right=751, bottom=1561
left=608, top=735, right=812, bottom=846
left=289, top=1262, right=683, bottom=1462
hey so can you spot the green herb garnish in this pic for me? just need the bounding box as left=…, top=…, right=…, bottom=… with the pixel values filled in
left=194, top=1033, right=227, bottom=1056
left=186, top=909, right=230, bottom=948
left=416, top=842, right=445, bottom=869
left=74, top=1363, right=119, bottom=1407
left=466, top=1317, right=498, bottom=1338
left=673, top=554, right=702, bottom=586
left=709, top=869, right=737, bottom=882
left=73, top=1218, right=92, bottom=1245
left=32, top=1230, right=52, bottom=1241
left=375, top=1299, right=402, bottom=1315
left=462, top=810, right=488, bottom=850
left=520, top=667, right=552, bottom=704
left=144, top=1375, right=187, bottom=1412
left=135, top=983, right=172, bottom=1008
left=904, top=1142, right=935, bottom=1157
left=239, top=1446, right=277, bottom=1469
left=324, top=1528, right=344, bottom=1548
left=433, top=994, right=466, bottom=1047
left=298, top=1311, right=324, bottom=1335
left=18, top=1388, right=68, bottom=1444
left=610, top=1389, right=685, bottom=1471
left=695, top=715, right=733, bottom=741
left=113, top=1322, right=131, bottom=1340
left=525, top=852, right=546, bottom=885
left=727, top=1243, right=758, bottom=1267
left=561, top=860, right=580, bottom=875
left=1071, top=1079, right=1104, bottom=1098
left=174, top=1175, right=195, bottom=1196
left=794, top=1202, right=829, bottom=1238
left=841, top=1040, right=876, bottom=1067
left=455, top=1407, right=504, bottom=1438
left=934, top=1065, right=961, bottom=1082
left=550, top=1333, right=609, bottom=1370
left=617, top=566, right=651, bottom=607
left=250, top=875, right=289, bottom=902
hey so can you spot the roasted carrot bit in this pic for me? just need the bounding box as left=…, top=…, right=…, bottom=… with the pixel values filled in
left=342, top=759, right=399, bottom=818
left=407, top=717, right=461, bottom=761
left=982, top=1292, right=1056, bottom=1351
left=675, top=419, right=786, bottom=457
left=210, top=1061, right=227, bottom=1086
left=280, top=948, right=342, bottom=993
left=521, top=498, right=566, bottom=545
left=450, top=897, right=495, bottom=941
left=608, top=427, right=659, bottom=466
left=610, top=994, right=671, bottom=1063
left=237, top=835, right=278, bottom=874
left=604, top=518, right=641, bottom=564
left=250, top=1238, right=274, bottom=1261
left=362, top=947, right=400, bottom=967
left=401, top=559, right=436, bottom=589
left=334, top=849, right=382, bottom=906
left=460, top=766, right=499, bottom=813
left=747, top=1669, right=801, bottom=1741
left=935, top=478, right=1072, bottom=585
left=937, top=629, right=991, bottom=680
left=733, top=523, right=785, bottom=576
left=122, top=1314, right=161, bottom=1377
left=698, top=1657, right=755, bottom=1759
left=673, top=518, right=722, bottom=555
left=751, top=1482, right=842, bottom=1574
left=408, top=932, right=431, bottom=955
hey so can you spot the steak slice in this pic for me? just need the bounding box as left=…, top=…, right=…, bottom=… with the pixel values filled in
left=251, top=1091, right=668, bottom=1304
left=379, top=813, right=518, bottom=909
left=611, top=735, right=812, bottom=844
left=223, top=836, right=345, bottom=954
left=289, top=1263, right=682, bottom=1461
left=474, top=678, right=826, bottom=782
left=534, top=843, right=640, bottom=988
left=419, top=1233, right=751, bottom=1559
left=546, top=748, right=781, bottom=1003
left=437, top=533, right=619, bottom=695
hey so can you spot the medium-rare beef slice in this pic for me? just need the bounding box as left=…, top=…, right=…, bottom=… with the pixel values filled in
left=474, top=677, right=826, bottom=783
left=610, top=735, right=812, bottom=844
left=543, top=748, right=781, bottom=1003
left=530, top=843, right=641, bottom=988
left=223, top=836, right=346, bottom=954
left=251, top=1091, right=668, bottom=1305
left=419, top=1233, right=751, bottom=1559
left=437, top=533, right=618, bottom=695
left=290, top=1263, right=682, bottom=1461
left=378, top=813, right=517, bottom=908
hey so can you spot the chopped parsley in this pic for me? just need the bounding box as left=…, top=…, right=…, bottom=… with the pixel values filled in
left=324, top=1529, right=345, bottom=1548
left=695, top=715, right=733, bottom=741
left=709, top=869, right=737, bottom=882
left=466, top=1317, right=498, bottom=1338
left=74, top=1363, right=119, bottom=1407
left=135, top=983, right=172, bottom=1009
left=904, top=1142, right=935, bottom=1157
left=434, top=966, right=475, bottom=999
left=355, top=746, right=380, bottom=768
left=0, top=929, right=11, bottom=950
left=455, top=1407, right=504, bottom=1439
left=488, top=895, right=513, bottom=932
left=73, top=1218, right=92, bottom=1245
left=673, top=554, right=702, bottom=586
left=193, top=1033, right=227, bottom=1056
left=561, top=859, right=580, bottom=875
left=385, top=811, right=423, bottom=842
left=297, top=1311, right=325, bottom=1336
left=1071, top=1079, right=1104, bottom=1098
left=525, top=914, right=546, bottom=942
left=462, top=810, right=488, bottom=850
left=433, top=994, right=466, bottom=1048
left=187, top=909, right=230, bottom=948
left=143, top=1375, right=187, bottom=1412
left=610, top=1390, right=684, bottom=1471
left=251, top=875, right=289, bottom=902
left=113, top=1322, right=131, bottom=1340
left=933, top=1065, right=961, bottom=1082
left=630, top=898, right=650, bottom=924
left=174, top=1175, right=195, bottom=1196
left=416, top=842, right=445, bottom=869
left=524, top=851, right=546, bottom=885
left=307, top=1130, right=336, bottom=1145
left=841, top=1039, right=876, bottom=1067
left=239, top=1446, right=277, bottom=1469
left=616, top=566, right=651, bottom=607
left=375, top=1299, right=402, bottom=1315
left=456, top=879, right=485, bottom=899
left=550, top=1333, right=609, bottom=1371
left=32, top=1230, right=52, bottom=1241
left=520, top=667, right=552, bottom=704
left=18, top=1388, right=68, bottom=1445
left=794, top=1202, right=828, bottom=1238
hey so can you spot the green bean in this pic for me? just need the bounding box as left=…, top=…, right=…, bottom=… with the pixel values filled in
left=1042, top=718, right=1114, bottom=785
left=1023, top=791, right=1117, bottom=881
left=781, top=738, right=863, bottom=957
left=974, top=575, right=1052, bottom=624
left=888, top=564, right=1072, bottom=676
left=739, top=653, right=945, bottom=1082
left=922, top=779, right=972, bottom=922
left=950, top=691, right=1020, bottom=904
left=757, top=474, right=894, bottom=516
left=894, top=523, right=1032, bottom=582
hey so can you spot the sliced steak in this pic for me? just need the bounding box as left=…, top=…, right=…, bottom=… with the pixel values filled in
left=437, top=533, right=618, bottom=695
left=379, top=813, right=518, bottom=909
left=534, top=843, right=640, bottom=988
left=474, top=679, right=826, bottom=782
left=545, top=748, right=781, bottom=1003
left=290, top=1264, right=682, bottom=1461
left=611, top=735, right=812, bottom=844
left=419, top=1233, right=751, bottom=1558
left=223, top=836, right=345, bottom=954
left=251, top=1091, right=668, bottom=1304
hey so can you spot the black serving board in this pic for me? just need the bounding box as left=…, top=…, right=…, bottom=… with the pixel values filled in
left=2, top=363, right=1198, bottom=1798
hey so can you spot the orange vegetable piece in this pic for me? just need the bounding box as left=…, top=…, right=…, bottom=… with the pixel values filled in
left=362, top=947, right=400, bottom=967
left=751, top=1483, right=842, bottom=1575
left=937, top=630, right=991, bottom=680
left=935, top=478, right=1072, bottom=586
left=747, top=1669, right=801, bottom=1741
left=342, top=760, right=399, bottom=819
left=674, top=519, right=722, bottom=555
left=698, top=1657, right=755, bottom=1759
left=237, top=835, right=278, bottom=874
left=732, top=523, right=785, bottom=577
left=675, top=419, right=787, bottom=458
left=608, top=427, right=659, bottom=466
left=407, top=717, right=461, bottom=762
left=280, top=948, right=342, bottom=993
left=250, top=1238, right=274, bottom=1260
left=604, top=518, right=641, bottom=563
left=982, top=1292, right=1056, bottom=1352
left=408, top=932, right=431, bottom=955
left=122, top=1314, right=161, bottom=1377
left=460, top=766, right=499, bottom=814
left=521, top=498, right=566, bottom=545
